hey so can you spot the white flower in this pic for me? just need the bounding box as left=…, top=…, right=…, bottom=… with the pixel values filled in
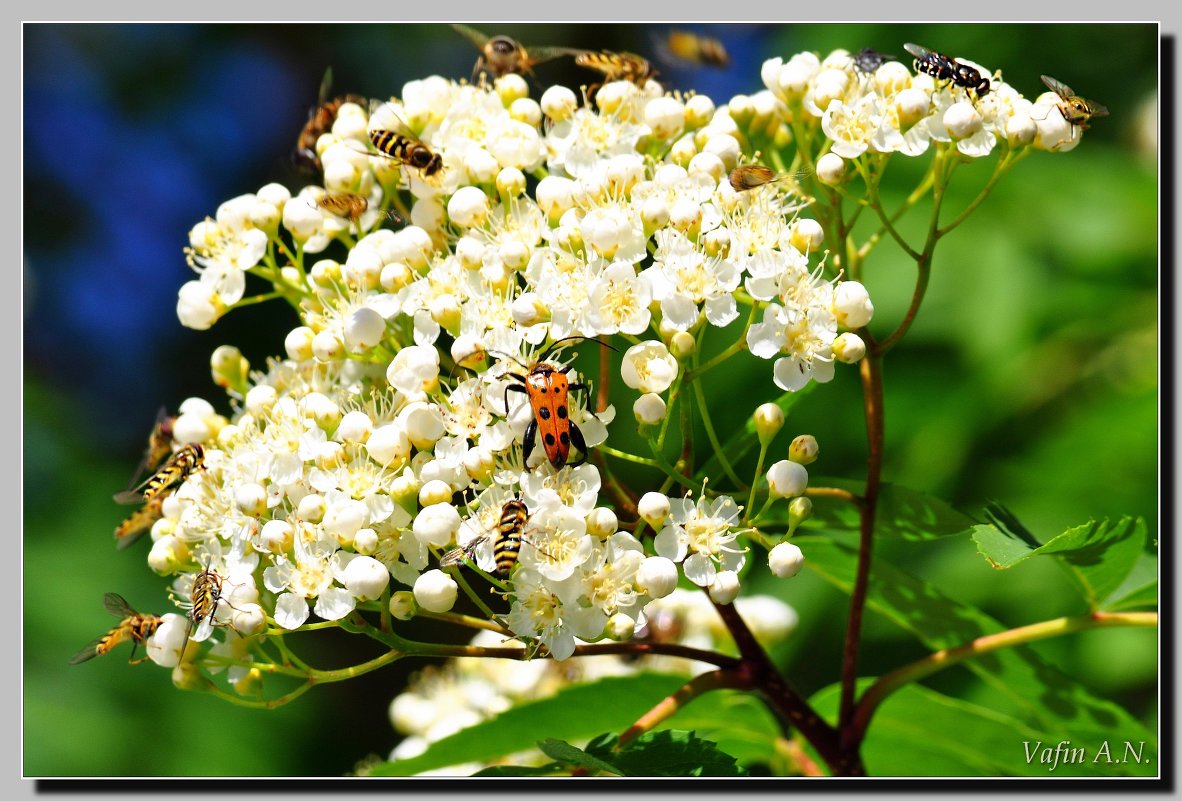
left=636, top=556, right=678, bottom=599
left=653, top=494, right=745, bottom=587
left=414, top=569, right=458, bottom=613
left=767, top=460, right=809, bottom=498
left=621, top=341, right=678, bottom=394
left=505, top=568, right=605, bottom=660
left=769, top=542, right=805, bottom=578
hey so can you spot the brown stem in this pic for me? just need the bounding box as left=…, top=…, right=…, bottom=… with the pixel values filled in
left=591, top=450, right=638, bottom=520
left=618, top=669, right=749, bottom=746
left=838, top=348, right=885, bottom=745
left=712, top=601, right=863, bottom=775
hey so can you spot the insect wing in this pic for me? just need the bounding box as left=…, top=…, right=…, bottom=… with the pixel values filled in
left=69, top=631, right=115, bottom=665
left=903, top=42, right=934, bottom=60
left=1040, top=74, right=1074, bottom=99
left=450, top=22, right=491, bottom=49
left=103, top=592, right=138, bottom=618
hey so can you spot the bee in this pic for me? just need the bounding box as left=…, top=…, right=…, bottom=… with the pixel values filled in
left=728, top=164, right=807, bottom=193
left=113, top=492, right=166, bottom=550
left=293, top=67, right=367, bottom=175
left=904, top=42, right=990, bottom=98
left=661, top=30, right=730, bottom=69
left=574, top=50, right=655, bottom=85
left=851, top=47, right=895, bottom=74
left=70, top=593, right=162, bottom=665
left=441, top=499, right=532, bottom=577
left=1039, top=74, right=1108, bottom=134
left=450, top=24, right=577, bottom=82
left=114, top=443, right=205, bottom=505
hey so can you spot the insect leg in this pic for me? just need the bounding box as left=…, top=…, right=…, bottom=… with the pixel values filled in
left=522, top=418, right=538, bottom=466
left=567, top=422, right=588, bottom=467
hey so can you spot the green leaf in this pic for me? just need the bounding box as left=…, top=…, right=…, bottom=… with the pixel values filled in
left=366, top=673, right=686, bottom=776
left=537, top=738, right=624, bottom=776
left=586, top=730, right=745, bottom=777
left=972, top=514, right=1150, bottom=611
left=805, top=479, right=977, bottom=541
left=650, top=689, right=781, bottom=769
left=1103, top=549, right=1158, bottom=611
left=797, top=535, right=1156, bottom=752
left=694, top=383, right=815, bottom=483
left=470, top=764, right=562, bottom=777
left=811, top=683, right=1157, bottom=777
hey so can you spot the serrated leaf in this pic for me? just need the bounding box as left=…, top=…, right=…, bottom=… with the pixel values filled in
left=598, top=730, right=745, bottom=777
left=695, top=384, right=815, bottom=482
left=810, top=683, right=1156, bottom=777
left=796, top=535, right=1156, bottom=753
left=537, top=738, right=624, bottom=776
left=804, top=479, right=977, bottom=541
left=652, top=689, right=780, bottom=769
left=972, top=516, right=1150, bottom=610
left=367, top=673, right=686, bottom=776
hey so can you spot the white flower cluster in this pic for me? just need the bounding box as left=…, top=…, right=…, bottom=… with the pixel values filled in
left=385, top=589, right=799, bottom=774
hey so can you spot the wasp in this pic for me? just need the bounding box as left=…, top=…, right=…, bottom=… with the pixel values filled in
left=574, top=50, right=655, bottom=85
left=114, top=492, right=166, bottom=550
left=496, top=337, right=615, bottom=470
left=851, top=47, right=895, bottom=74
left=114, top=443, right=205, bottom=505
left=441, top=499, right=532, bottom=577
left=293, top=67, right=367, bottom=175
left=70, top=593, right=162, bottom=665
left=660, top=30, right=730, bottom=69
left=903, top=42, right=990, bottom=98
left=450, top=23, right=577, bottom=82
left=1039, top=74, right=1108, bottom=135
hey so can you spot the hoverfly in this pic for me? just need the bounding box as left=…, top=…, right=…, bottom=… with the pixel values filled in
left=660, top=30, right=730, bottom=69
left=903, top=42, right=990, bottom=98
left=174, top=559, right=237, bottom=658
left=450, top=23, right=578, bottom=82
left=70, top=593, right=162, bottom=665
left=495, top=336, right=616, bottom=470
left=1039, top=74, right=1109, bottom=135
left=573, top=49, right=655, bottom=85
left=851, top=47, right=896, bottom=74
left=368, top=105, right=443, bottom=177
left=114, top=443, right=205, bottom=505
left=113, top=492, right=166, bottom=550
left=440, top=498, right=532, bottom=577
left=293, top=66, right=367, bottom=175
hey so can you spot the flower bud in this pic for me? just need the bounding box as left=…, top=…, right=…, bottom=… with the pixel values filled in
left=447, top=186, right=490, bottom=228
left=354, top=528, right=378, bottom=555
left=234, top=483, right=267, bottom=518
left=296, top=494, right=326, bottom=524
left=636, top=556, right=678, bottom=598
left=540, top=85, right=578, bottom=121
left=412, top=503, right=461, bottom=547
left=509, top=97, right=542, bottom=127
left=244, top=384, right=277, bottom=415
left=754, top=402, right=785, bottom=445
left=148, top=535, right=188, bottom=575
left=344, top=307, right=386, bottom=352
left=633, top=393, right=667, bottom=426
left=669, top=134, right=698, bottom=167
left=586, top=507, right=619, bottom=539
left=944, top=101, right=983, bottom=140
left=769, top=541, right=805, bottom=578
left=284, top=326, right=315, bottom=361
left=833, top=281, right=875, bottom=328
left=787, top=496, right=813, bottom=532
left=895, top=87, right=930, bottom=126
left=232, top=667, right=264, bottom=696
left=418, top=479, right=453, bottom=508
left=790, top=218, right=825, bottom=255
left=366, top=423, right=410, bottom=468
left=767, top=459, right=808, bottom=498
left=669, top=331, right=696, bottom=359
left=496, top=166, right=527, bottom=198
left=389, top=591, right=416, bottom=620
left=232, top=604, right=267, bottom=637
left=260, top=519, right=295, bottom=553
left=832, top=332, right=866, bottom=363
left=789, top=434, right=819, bottom=465
left=638, top=492, right=671, bottom=528
left=413, top=569, right=458, bottom=613
left=211, top=345, right=249, bottom=395
left=462, top=446, right=495, bottom=484
left=644, top=96, right=686, bottom=140
left=684, top=94, right=715, bottom=128
left=816, top=152, right=845, bottom=185
left=335, top=410, right=373, bottom=443
left=605, top=612, right=636, bottom=641
left=687, top=152, right=725, bottom=183
left=312, top=329, right=345, bottom=362
left=1006, top=112, right=1037, bottom=147
left=495, top=73, right=529, bottom=104
left=342, top=555, right=391, bottom=601
left=708, top=570, right=740, bottom=604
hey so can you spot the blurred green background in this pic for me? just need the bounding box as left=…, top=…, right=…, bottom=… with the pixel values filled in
left=24, top=22, right=1158, bottom=777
